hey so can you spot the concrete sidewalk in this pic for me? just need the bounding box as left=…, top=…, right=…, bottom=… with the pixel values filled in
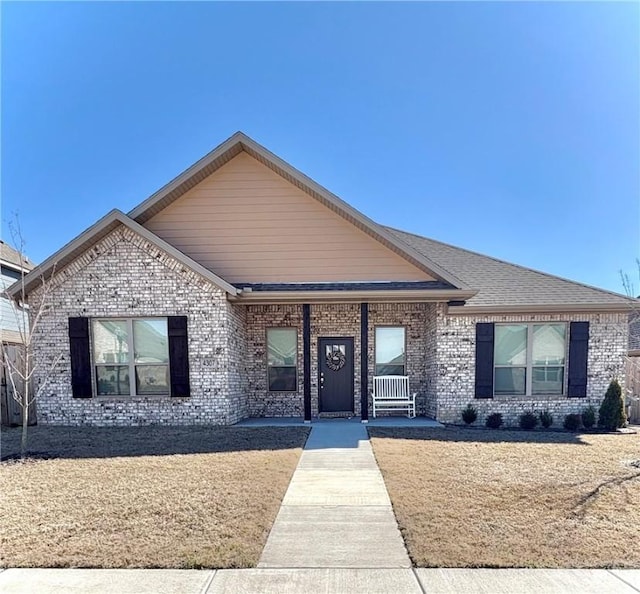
left=258, top=420, right=410, bottom=568
left=1, top=567, right=639, bottom=593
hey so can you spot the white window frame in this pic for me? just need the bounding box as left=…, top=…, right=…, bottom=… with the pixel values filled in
left=494, top=322, right=567, bottom=396
left=92, top=317, right=170, bottom=397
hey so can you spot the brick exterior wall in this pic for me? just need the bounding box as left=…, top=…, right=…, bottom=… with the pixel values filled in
left=28, top=225, right=628, bottom=426
left=368, top=303, right=437, bottom=417
left=29, top=226, right=242, bottom=426
left=245, top=305, right=304, bottom=417
left=434, top=306, right=628, bottom=426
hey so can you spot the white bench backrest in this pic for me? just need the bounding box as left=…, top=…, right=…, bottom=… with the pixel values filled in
left=373, top=375, right=411, bottom=399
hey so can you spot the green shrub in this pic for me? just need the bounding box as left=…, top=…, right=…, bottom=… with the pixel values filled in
left=519, top=411, right=538, bottom=431
left=485, top=412, right=503, bottom=429
left=461, top=404, right=478, bottom=425
left=581, top=406, right=596, bottom=430
left=539, top=410, right=553, bottom=429
left=563, top=413, right=582, bottom=432
left=598, top=379, right=627, bottom=431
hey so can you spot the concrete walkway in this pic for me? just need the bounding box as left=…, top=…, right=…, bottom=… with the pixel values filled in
left=258, top=420, right=411, bottom=568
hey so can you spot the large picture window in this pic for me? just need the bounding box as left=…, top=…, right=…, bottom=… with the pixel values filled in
left=494, top=323, right=566, bottom=396
left=92, top=318, right=170, bottom=396
left=375, top=327, right=406, bottom=375
left=267, top=328, right=297, bottom=391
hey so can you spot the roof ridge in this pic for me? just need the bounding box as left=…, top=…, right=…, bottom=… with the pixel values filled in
left=384, top=225, right=636, bottom=304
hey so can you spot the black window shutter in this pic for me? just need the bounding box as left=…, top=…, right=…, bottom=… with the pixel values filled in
left=475, top=323, right=495, bottom=398
left=568, top=321, right=589, bottom=398
left=68, top=317, right=92, bottom=398
left=168, top=316, right=190, bottom=397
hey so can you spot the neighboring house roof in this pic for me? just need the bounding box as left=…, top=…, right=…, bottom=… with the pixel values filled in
left=0, top=240, right=35, bottom=273
left=386, top=227, right=637, bottom=312
left=6, top=210, right=238, bottom=299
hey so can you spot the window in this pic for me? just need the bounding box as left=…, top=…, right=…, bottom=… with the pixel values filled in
left=92, top=318, right=170, bottom=396
left=375, top=327, right=406, bottom=375
left=494, top=323, right=566, bottom=396
left=267, top=328, right=297, bottom=391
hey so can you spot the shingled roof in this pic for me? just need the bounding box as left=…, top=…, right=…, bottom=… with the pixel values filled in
left=0, top=240, right=35, bottom=272
left=386, top=227, right=636, bottom=312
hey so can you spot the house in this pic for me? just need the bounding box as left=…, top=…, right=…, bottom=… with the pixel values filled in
left=1, top=240, right=35, bottom=345
left=8, top=132, right=635, bottom=426
left=1, top=240, right=36, bottom=426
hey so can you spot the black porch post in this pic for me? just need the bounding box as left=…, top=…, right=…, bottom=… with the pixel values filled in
left=303, top=304, right=312, bottom=422
left=360, top=302, right=369, bottom=422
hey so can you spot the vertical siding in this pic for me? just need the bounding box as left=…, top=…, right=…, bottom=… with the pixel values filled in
left=145, top=152, right=432, bottom=283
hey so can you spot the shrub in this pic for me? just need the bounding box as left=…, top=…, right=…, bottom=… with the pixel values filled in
left=485, top=412, right=503, bottom=429
left=598, top=379, right=627, bottom=431
left=581, top=406, right=596, bottom=430
left=563, top=413, right=582, bottom=432
left=539, top=410, right=554, bottom=429
left=519, top=411, right=538, bottom=431
left=461, top=404, right=478, bottom=425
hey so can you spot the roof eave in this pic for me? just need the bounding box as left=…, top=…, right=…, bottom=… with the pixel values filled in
left=229, top=288, right=477, bottom=304
left=0, top=259, right=34, bottom=274
left=446, top=303, right=636, bottom=315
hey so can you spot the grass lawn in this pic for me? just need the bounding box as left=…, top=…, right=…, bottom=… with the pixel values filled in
left=369, top=427, right=640, bottom=568
left=0, top=425, right=309, bottom=569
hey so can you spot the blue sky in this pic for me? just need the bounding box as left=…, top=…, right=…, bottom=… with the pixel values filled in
left=2, top=2, right=638, bottom=293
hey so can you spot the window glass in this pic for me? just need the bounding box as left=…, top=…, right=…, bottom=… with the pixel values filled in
left=532, top=367, right=564, bottom=395
left=268, top=367, right=297, bottom=392
left=494, top=325, right=527, bottom=366
left=375, top=327, right=405, bottom=375
left=267, top=328, right=297, bottom=391
left=136, top=365, right=170, bottom=395
left=267, top=329, right=297, bottom=366
left=133, top=319, right=169, bottom=363
left=492, top=323, right=566, bottom=396
left=532, top=324, right=566, bottom=366
left=96, top=365, right=130, bottom=396
left=92, top=320, right=130, bottom=364
left=494, top=367, right=526, bottom=396
left=92, top=318, right=171, bottom=397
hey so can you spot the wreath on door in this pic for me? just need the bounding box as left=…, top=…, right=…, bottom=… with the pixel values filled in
left=325, top=345, right=346, bottom=371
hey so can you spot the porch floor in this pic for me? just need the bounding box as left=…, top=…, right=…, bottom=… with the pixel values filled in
left=235, top=416, right=444, bottom=428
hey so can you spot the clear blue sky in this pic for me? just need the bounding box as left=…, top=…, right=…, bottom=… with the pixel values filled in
left=2, top=2, right=638, bottom=293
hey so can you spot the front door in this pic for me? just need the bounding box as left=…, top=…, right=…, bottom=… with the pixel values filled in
left=318, top=337, right=354, bottom=413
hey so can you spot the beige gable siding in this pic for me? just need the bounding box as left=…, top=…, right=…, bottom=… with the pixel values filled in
left=145, top=153, right=432, bottom=283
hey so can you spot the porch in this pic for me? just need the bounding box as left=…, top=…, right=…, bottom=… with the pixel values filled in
left=240, top=301, right=441, bottom=423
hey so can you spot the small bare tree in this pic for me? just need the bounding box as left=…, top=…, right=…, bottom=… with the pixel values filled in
left=621, top=259, right=640, bottom=424
left=1, top=217, right=61, bottom=459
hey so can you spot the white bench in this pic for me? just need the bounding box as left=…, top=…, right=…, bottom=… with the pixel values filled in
left=372, top=375, right=416, bottom=418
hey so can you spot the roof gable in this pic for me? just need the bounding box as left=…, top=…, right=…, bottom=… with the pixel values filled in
left=144, top=151, right=441, bottom=284
left=130, top=132, right=467, bottom=288
left=7, top=210, right=237, bottom=299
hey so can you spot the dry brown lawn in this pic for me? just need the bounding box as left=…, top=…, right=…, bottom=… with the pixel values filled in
left=0, top=425, right=309, bottom=569
left=369, top=427, right=640, bottom=568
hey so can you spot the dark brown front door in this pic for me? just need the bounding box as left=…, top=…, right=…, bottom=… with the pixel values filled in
left=318, top=337, right=354, bottom=413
